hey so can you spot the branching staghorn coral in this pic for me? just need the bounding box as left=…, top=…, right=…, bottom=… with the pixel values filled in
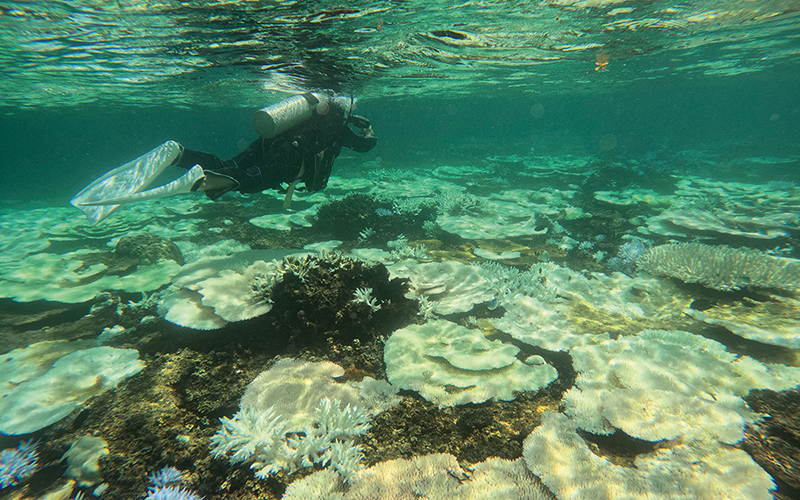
left=210, top=397, right=370, bottom=483
left=351, top=287, right=381, bottom=312
left=637, top=242, right=800, bottom=292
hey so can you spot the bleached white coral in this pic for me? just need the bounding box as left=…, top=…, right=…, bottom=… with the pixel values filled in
left=523, top=411, right=775, bottom=500
left=685, top=294, right=800, bottom=349
left=563, top=329, right=800, bottom=444
left=211, top=397, right=370, bottom=482
left=384, top=319, right=557, bottom=407
left=351, top=287, right=381, bottom=312
left=319, top=397, right=370, bottom=433
left=240, top=359, right=394, bottom=424
left=352, top=377, right=402, bottom=415
left=495, top=269, right=693, bottom=352
left=0, top=250, right=179, bottom=303
left=0, top=342, right=145, bottom=435
left=282, top=454, right=552, bottom=500
left=323, top=439, right=364, bottom=484
left=160, top=257, right=287, bottom=329
left=387, top=235, right=428, bottom=261
left=281, top=254, right=318, bottom=283
left=388, top=260, right=494, bottom=315
left=344, top=453, right=466, bottom=499
left=214, top=360, right=400, bottom=483
left=416, top=295, right=438, bottom=321
left=478, top=260, right=559, bottom=305
left=210, top=406, right=289, bottom=468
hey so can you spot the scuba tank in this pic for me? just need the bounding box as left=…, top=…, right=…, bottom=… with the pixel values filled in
left=254, top=91, right=356, bottom=208
left=253, top=92, right=331, bottom=139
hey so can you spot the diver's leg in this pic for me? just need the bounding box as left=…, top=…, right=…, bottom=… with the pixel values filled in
left=167, top=147, right=240, bottom=199
left=196, top=172, right=238, bottom=199
left=186, top=139, right=277, bottom=199
left=179, top=138, right=301, bottom=200
left=172, top=148, right=228, bottom=171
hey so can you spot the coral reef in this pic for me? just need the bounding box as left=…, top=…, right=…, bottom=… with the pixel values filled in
left=2, top=150, right=800, bottom=500
left=495, top=267, right=694, bottom=351
left=63, top=435, right=109, bottom=487
left=0, top=341, right=145, bottom=434
left=313, top=193, right=435, bottom=244
left=282, top=453, right=552, bottom=500
left=388, top=260, right=494, bottom=315
left=210, top=359, right=401, bottom=483
left=146, top=485, right=204, bottom=500
left=563, top=329, right=800, bottom=442
left=0, top=250, right=180, bottom=303
left=686, top=293, right=800, bottom=349
left=210, top=397, right=369, bottom=482
left=266, top=253, right=417, bottom=344
left=240, top=359, right=400, bottom=424
left=642, top=176, right=800, bottom=242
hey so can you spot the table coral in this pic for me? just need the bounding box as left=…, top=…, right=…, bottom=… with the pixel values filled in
left=563, top=329, right=800, bottom=443
left=523, top=411, right=776, bottom=500
left=0, top=342, right=145, bottom=434
left=641, top=176, right=800, bottom=242
left=212, top=359, right=399, bottom=483
left=384, top=319, right=557, bottom=407
left=388, top=261, right=495, bottom=315
left=685, top=294, right=800, bottom=349
left=638, top=242, right=800, bottom=292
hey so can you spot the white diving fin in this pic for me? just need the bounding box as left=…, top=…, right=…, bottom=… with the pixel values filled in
left=76, top=165, right=205, bottom=207
left=70, top=141, right=188, bottom=224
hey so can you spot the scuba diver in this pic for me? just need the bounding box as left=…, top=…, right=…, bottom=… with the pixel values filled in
left=71, top=92, right=377, bottom=224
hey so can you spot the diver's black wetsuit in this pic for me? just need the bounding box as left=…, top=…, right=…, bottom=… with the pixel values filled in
left=172, top=103, right=377, bottom=199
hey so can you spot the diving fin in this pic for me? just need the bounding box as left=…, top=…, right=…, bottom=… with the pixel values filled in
left=70, top=141, right=182, bottom=224
left=76, top=165, right=205, bottom=207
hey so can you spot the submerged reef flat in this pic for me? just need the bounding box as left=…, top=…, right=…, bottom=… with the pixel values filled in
left=1, top=151, right=799, bottom=500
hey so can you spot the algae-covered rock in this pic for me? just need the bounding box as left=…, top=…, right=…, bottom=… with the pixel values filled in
left=743, top=389, right=800, bottom=493
left=114, top=233, right=184, bottom=265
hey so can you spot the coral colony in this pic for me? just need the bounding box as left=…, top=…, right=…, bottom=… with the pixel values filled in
left=210, top=397, right=371, bottom=482
left=145, top=467, right=202, bottom=500
left=0, top=441, right=38, bottom=490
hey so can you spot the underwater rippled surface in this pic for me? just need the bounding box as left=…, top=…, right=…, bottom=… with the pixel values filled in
left=1, top=0, right=799, bottom=107
left=1, top=1, right=800, bottom=500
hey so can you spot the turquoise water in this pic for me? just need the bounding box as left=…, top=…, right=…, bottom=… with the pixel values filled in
left=1, top=1, right=799, bottom=200
left=1, top=1, right=800, bottom=499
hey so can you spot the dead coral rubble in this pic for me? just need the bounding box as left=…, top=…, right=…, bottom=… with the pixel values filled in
left=267, top=254, right=417, bottom=344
